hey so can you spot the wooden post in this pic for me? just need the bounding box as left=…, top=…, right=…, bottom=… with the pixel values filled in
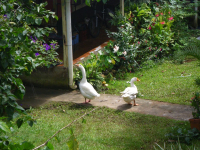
left=61, top=0, right=68, bottom=67
left=120, top=0, right=124, bottom=16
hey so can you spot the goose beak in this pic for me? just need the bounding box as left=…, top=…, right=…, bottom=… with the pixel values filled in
left=137, top=78, right=140, bottom=81
left=75, top=64, right=79, bottom=67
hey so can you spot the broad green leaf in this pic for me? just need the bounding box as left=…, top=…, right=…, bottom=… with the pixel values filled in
left=2, top=60, right=8, bottom=69
left=6, top=106, right=15, bottom=120
left=16, top=104, right=25, bottom=111
left=16, top=118, right=24, bottom=128
left=14, top=89, right=24, bottom=100
left=12, top=112, right=20, bottom=119
left=27, top=120, right=34, bottom=127
left=3, top=5, right=6, bottom=11
left=18, top=33, right=26, bottom=41
left=46, top=142, right=54, bottom=150
left=20, top=141, right=35, bottom=149
left=0, top=120, right=11, bottom=133
left=17, top=14, right=22, bottom=21
left=82, top=118, right=86, bottom=124
left=35, top=18, right=43, bottom=25
left=54, top=136, right=61, bottom=143
left=42, top=146, right=51, bottom=150
left=37, top=6, right=40, bottom=12
left=23, top=30, right=27, bottom=35
left=54, top=15, right=58, bottom=20
left=0, top=39, right=6, bottom=46
left=67, top=129, right=79, bottom=150
left=36, top=31, right=42, bottom=37
left=44, top=16, right=49, bottom=23
left=85, top=0, right=91, bottom=6
left=111, top=58, right=115, bottom=65
left=26, top=16, right=34, bottom=24
left=102, top=0, right=107, bottom=4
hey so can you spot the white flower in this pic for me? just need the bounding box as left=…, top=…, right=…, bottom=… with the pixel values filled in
left=113, top=45, right=119, bottom=53
left=122, top=51, right=127, bottom=56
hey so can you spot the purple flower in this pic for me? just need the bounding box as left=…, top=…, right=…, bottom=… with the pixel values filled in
left=35, top=52, right=39, bottom=56
left=3, top=14, right=7, bottom=19
left=50, top=43, right=56, bottom=48
left=43, top=43, right=51, bottom=50
left=30, top=36, right=37, bottom=43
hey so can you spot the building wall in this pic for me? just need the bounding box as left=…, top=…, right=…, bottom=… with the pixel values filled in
left=21, top=66, right=69, bottom=89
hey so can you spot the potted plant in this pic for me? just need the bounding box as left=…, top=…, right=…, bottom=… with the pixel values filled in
left=189, top=92, right=200, bottom=131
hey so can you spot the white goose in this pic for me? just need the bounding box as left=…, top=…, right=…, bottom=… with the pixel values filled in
left=120, top=77, right=140, bottom=106
left=75, top=64, right=100, bottom=103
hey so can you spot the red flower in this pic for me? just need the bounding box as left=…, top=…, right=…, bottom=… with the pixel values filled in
left=152, top=23, right=155, bottom=26
left=160, top=13, right=163, bottom=15
left=138, top=41, right=140, bottom=44
left=168, top=17, right=173, bottom=20
left=148, top=26, right=152, bottom=30
left=160, top=21, right=165, bottom=24
left=155, top=14, right=159, bottom=17
left=168, top=11, right=170, bottom=14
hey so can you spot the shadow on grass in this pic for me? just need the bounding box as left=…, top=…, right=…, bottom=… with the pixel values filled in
left=195, top=77, right=200, bottom=87
left=40, top=101, right=94, bottom=111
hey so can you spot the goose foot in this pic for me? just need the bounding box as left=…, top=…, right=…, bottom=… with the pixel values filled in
left=84, top=99, right=91, bottom=103
left=133, top=100, right=138, bottom=106
left=133, top=104, right=139, bottom=106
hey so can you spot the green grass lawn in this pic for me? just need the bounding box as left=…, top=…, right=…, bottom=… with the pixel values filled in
left=105, top=59, right=200, bottom=105
left=8, top=102, right=200, bottom=150
left=7, top=59, right=200, bottom=150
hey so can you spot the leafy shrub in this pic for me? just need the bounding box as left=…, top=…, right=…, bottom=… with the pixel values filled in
left=0, top=0, right=60, bottom=120
left=106, top=2, right=178, bottom=72
left=195, top=77, right=200, bottom=87
left=165, top=124, right=200, bottom=144
left=173, top=38, right=200, bottom=63
left=0, top=0, right=60, bottom=149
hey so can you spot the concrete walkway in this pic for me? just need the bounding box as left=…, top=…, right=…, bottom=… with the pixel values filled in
left=20, top=86, right=194, bottom=121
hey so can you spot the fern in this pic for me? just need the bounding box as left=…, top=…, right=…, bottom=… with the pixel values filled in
left=182, top=40, right=200, bottom=60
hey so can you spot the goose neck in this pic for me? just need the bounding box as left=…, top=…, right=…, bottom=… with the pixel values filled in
left=80, top=67, right=87, bottom=82
left=131, top=82, right=135, bottom=87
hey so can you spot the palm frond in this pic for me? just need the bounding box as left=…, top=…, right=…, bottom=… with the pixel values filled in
left=182, top=40, right=200, bottom=60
